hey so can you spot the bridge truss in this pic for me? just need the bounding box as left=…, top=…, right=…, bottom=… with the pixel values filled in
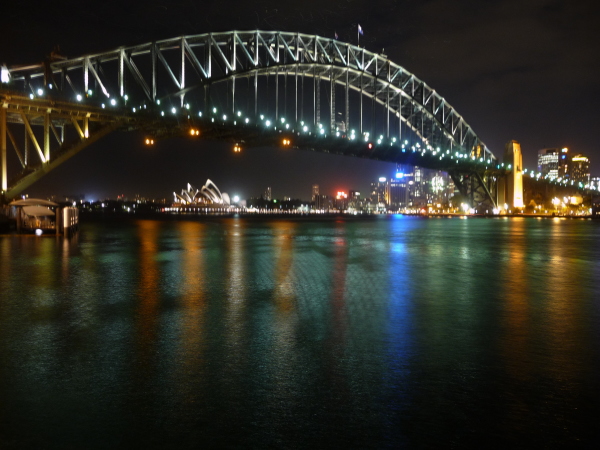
left=2, top=30, right=497, bottom=207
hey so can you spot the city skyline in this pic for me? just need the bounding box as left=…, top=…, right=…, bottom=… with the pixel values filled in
left=2, top=0, right=597, bottom=200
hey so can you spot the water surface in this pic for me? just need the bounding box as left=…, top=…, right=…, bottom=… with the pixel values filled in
left=1, top=216, right=599, bottom=448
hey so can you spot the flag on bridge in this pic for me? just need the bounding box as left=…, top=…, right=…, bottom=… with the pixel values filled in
left=335, top=31, right=338, bottom=39
left=358, top=24, right=364, bottom=35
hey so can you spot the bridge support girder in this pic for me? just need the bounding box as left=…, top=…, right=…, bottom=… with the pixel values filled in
left=449, top=170, right=498, bottom=213
left=0, top=92, right=137, bottom=202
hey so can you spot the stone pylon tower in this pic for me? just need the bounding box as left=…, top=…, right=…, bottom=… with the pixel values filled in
left=498, top=140, right=524, bottom=209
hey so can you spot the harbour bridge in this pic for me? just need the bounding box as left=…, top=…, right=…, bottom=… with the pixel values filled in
left=0, top=30, right=582, bottom=209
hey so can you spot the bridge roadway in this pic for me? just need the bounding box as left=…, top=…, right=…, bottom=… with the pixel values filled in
left=0, top=30, right=593, bottom=208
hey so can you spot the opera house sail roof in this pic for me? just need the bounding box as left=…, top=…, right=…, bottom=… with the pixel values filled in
left=173, top=179, right=231, bottom=207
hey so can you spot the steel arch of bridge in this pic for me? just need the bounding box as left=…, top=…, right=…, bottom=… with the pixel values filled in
left=2, top=30, right=496, bottom=202
left=8, top=31, right=492, bottom=156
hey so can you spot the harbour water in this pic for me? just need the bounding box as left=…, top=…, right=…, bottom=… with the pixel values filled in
left=0, top=215, right=599, bottom=448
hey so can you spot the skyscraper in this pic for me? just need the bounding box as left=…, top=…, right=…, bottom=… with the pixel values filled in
left=264, top=186, right=272, bottom=201
left=570, top=154, right=590, bottom=184
left=312, top=184, right=320, bottom=208
left=558, top=147, right=570, bottom=178
left=538, top=148, right=559, bottom=178
left=370, top=178, right=388, bottom=205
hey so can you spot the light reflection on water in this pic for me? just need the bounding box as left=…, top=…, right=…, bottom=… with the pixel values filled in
left=0, top=216, right=599, bottom=448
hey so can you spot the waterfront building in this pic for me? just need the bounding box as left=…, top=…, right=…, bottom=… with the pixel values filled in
left=570, top=154, right=590, bottom=184
left=347, top=191, right=365, bottom=212
left=370, top=178, right=388, bottom=206
left=335, top=191, right=348, bottom=211
left=389, top=170, right=410, bottom=209
left=319, top=195, right=334, bottom=211
left=312, top=184, right=319, bottom=202
left=173, top=180, right=231, bottom=207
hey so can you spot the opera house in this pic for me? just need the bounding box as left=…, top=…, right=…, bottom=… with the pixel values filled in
left=173, top=179, right=232, bottom=208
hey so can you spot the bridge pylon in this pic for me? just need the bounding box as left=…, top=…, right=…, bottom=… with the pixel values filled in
left=497, top=140, right=524, bottom=210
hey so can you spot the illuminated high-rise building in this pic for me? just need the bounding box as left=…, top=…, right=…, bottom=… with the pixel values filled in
left=558, top=147, right=570, bottom=178
left=335, top=191, right=348, bottom=210
left=538, top=148, right=559, bottom=178
left=570, top=154, right=590, bottom=184
left=312, top=184, right=321, bottom=209
left=348, top=190, right=363, bottom=211
left=538, top=147, right=571, bottom=179
left=370, top=177, right=388, bottom=205
left=390, top=172, right=409, bottom=209
left=264, top=186, right=272, bottom=201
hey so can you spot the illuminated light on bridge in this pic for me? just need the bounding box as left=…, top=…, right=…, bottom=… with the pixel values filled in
left=233, top=144, right=242, bottom=153
left=145, top=138, right=155, bottom=145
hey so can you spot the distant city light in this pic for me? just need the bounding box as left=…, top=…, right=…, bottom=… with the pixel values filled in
left=0, top=65, right=9, bottom=83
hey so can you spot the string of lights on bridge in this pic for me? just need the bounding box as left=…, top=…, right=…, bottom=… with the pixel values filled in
left=27, top=87, right=600, bottom=193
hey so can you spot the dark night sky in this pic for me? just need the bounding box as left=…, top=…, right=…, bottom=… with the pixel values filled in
left=2, top=0, right=598, bottom=201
